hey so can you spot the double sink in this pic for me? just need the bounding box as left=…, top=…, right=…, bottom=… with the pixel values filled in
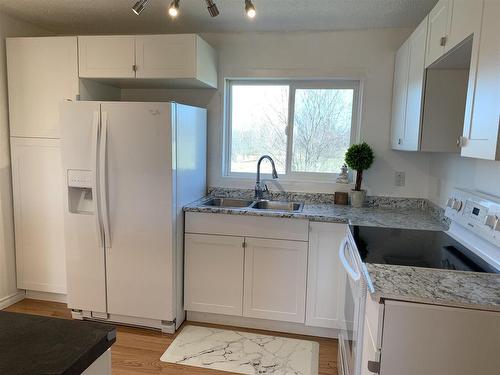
left=203, top=197, right=304, bottom=213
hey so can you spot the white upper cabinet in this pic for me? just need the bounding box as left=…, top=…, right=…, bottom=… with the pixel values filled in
left=306, top=223, right=348, bottom=329
left=461, top=0, right=500, bottom=160
left=78, top=34, right=217, bottom=88
left=136, top=34, right=217, bottom=87
left=78, top=36, right=136, bottom=79
left=425, top=0, right=451, bottom=67
left=447, top=0, right=484, bottom=51
left=391, top=16, right=428, bottom=151
left=426, top=0, right=484, bottom=67
left=7, top=37, right=79, bottom=138
left=391, top=39, right=409, bottom=150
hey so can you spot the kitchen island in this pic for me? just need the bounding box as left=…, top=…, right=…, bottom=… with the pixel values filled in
left=0, top=311, right=116, bottom=375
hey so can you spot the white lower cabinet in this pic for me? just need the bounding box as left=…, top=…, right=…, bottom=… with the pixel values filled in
left=306, top=222, right=347, bottom=329
left=361, top=297, right=500, bottom=375
left=10, top=138, right=66, bottom=294
left=184, top=213, right=348, bottom=329
left=243, top=238, right=308, bottom=323
left=184, top=234, right=244, bottom=316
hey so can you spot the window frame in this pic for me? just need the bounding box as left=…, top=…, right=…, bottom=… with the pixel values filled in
left=224, top=79, right=361, bottom=182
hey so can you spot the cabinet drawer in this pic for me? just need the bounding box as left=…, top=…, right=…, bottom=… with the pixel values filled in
left=185, top=212, right=309, bottom=241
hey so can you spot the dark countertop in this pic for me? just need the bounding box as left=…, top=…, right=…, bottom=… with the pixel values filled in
left=0, top=312, right=116, bottom=375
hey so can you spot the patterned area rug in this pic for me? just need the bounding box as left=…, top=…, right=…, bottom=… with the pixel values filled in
left=161, top=325, right=319, bottom=375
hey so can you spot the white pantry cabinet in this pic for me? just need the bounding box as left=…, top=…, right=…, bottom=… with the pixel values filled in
left=243, top=238, right=308, bottom=323
left=6, top=36, right=79, bottom=138
left=10, top=138, right=66, bottom=294
left=184, top=234, right=244, bottom=316
left=391, top=17, right=428, bottom=151
left=79, top=34, right=217, bottom=88
left=306, top=222, right=348, bottom=329
left=460, top=0, right=500, bottom=160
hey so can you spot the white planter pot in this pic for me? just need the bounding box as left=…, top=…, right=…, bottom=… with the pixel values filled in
left=351, top=190, right=366, bottom=208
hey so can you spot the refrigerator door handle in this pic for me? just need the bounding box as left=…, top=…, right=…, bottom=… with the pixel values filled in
left=99, top=111, right=111, bottom=248
left=91, top=110, right=103, bottom=248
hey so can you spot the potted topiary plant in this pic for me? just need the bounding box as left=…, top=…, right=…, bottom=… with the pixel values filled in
left=345, top=142, right=374, bottom=207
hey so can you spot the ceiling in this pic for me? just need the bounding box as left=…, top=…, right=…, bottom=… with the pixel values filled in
left=0, top=0, right=438, bottom=35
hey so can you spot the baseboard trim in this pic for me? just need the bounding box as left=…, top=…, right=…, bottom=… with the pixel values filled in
left=25, top=290, right=67, bottom=303
left=187, top=311, right=339, bottom=339
left=0, top=291, right=25, bottom=310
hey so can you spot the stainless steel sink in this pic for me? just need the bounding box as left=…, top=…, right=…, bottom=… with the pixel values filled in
left=202, top=198, right=254, bottom=208
left=250, top=200, right=304, bottom=212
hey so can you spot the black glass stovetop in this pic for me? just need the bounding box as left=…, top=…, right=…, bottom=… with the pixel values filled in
left=349, top=225, right=498, bottom=274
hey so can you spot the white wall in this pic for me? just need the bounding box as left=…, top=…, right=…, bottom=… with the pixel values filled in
left=123, top=29, right=433, bottom=197
left=0, top=12, right=50, bottom=306
left=427, top=153, right=500, bottom=207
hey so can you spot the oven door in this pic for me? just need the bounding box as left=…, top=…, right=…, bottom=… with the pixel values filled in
left=338, top=236, right=366, bottom=375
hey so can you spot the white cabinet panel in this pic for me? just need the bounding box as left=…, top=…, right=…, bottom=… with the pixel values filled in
left=243, top=238, right=307, bottom=323
left=447, top=0, right=484, bottom=52
left=135, top=34, right=196, bottom=79
left=306, top=223, right=347, bottom=329
left=403, top=16, right=428, bottom=151
left=391, top=16, right=427, bottom=151
left=390, top=39, right=409, bottom=149
left=78, top=36, right=135, bottom=78
left=425, top=0, right=451, bottom=67
left=185, top=212, right=309, bottom=241
left=185, top=234, right=244, bottom=316
left=461, top=0, right=500, bottom=160
left=6, top=37, right=78, bottom=138
left=380, top=301, right=500, bottom=375
left=11, top=138, right=66, bottom=294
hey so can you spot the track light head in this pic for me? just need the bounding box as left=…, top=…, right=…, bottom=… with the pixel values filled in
left=205, top=0, right=220, bottom=17
left=132, top=0, right=149, bottom=15
left=168, top=0, right=180, bottom=17
left=245, top=0, right=256, bottom=18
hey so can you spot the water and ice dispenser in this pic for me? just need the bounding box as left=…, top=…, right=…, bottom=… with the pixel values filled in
left=67, top=170, right=94, bottom=214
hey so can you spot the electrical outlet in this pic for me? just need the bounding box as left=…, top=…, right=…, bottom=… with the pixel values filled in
left=395, top=171, right=406, bottom=187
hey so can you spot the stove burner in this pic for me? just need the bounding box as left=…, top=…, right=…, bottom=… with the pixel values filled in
left=349, top=226, right=498, bottom=274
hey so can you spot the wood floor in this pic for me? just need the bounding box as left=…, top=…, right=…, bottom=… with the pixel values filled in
left=4, top=299, right=339, bottom=375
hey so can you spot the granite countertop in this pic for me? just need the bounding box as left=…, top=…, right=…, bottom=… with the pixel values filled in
left=366, top=263, right=500, bottom=312
left=184, top=197, right=448, bottom=231
left=0, top=312, right=116, bottom=375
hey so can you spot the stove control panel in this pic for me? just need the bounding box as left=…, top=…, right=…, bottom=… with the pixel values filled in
left=446, top=189, right=500, bottom=247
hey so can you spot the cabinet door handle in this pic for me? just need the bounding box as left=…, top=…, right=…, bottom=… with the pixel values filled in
left=368, top=360, right=381, bottom=373
left=457, top=136, right=467, bottom=147
left=398, top=138, right=402, bottom=145
left=440, top=36, right=447, bottom=46
left=132, top=64, right=137, bottom=72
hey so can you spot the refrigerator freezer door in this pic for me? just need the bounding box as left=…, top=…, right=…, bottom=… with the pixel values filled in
left=60, top=101, right=107, bottom=313
left=102, top=102, right=174, bottom=321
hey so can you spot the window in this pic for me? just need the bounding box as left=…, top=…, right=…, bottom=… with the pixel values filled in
left=226, top=80, right=359, bottom=179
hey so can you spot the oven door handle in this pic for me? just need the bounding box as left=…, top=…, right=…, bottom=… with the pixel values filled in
left=339, top=237, right=361, bottom=281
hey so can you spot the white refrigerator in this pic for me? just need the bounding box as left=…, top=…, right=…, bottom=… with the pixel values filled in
left=60, top=101, right=206, bottom=332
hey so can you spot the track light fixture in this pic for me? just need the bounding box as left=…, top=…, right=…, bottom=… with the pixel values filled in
left=132, top=0, right=257, bottom=20
left=132, top=0, right=149, bottom=15
left=168, top=0, right=180, bottom=18
left=245, top=0, right=256, bottom=18
left=205, top=0, right=220, bottom=17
